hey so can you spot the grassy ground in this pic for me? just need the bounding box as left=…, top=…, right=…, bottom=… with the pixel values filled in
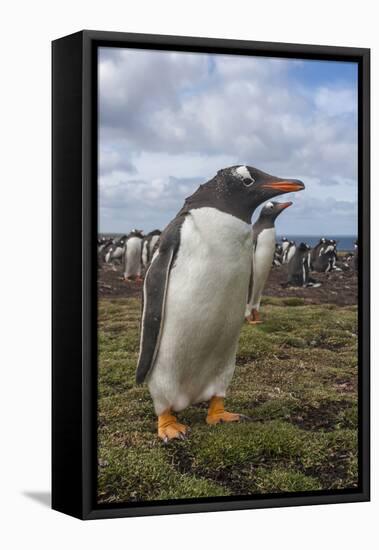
left=97, top=295, right=358, bottom=504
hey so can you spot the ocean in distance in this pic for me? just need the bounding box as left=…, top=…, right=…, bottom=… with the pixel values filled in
left=101, top=233, right=357, bottom=252
left=278, top=235, right=357, bottom=252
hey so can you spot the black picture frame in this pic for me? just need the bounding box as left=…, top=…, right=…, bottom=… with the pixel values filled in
left=52, top=30, right=370, bottom=520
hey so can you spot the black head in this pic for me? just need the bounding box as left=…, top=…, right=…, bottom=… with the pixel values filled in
left=128, top=229, right=144, bottom=239
left=323, top=239, right=337, bottom=253
left=258, top=201, right=292, bottom=223
left=183, top=165, right=304, bottom=223
left=298, top=242, right=310, bottom=252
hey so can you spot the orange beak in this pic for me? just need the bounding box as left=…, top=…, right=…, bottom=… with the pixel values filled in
left=278, top=201, right=293, bottom=210
left=262, top=180, right=305, bottom=193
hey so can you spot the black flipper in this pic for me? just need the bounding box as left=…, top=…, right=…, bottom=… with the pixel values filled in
left=135, top=215, right=184, bottom=384
left=246, top=235, right=257, bottom=306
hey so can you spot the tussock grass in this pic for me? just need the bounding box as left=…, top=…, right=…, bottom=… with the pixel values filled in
left=97, top=296, right=358, bottom=503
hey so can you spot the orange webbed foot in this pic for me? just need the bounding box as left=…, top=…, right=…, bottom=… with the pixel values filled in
left=245, top=308, right=263, bottom=325
left=206, top=396, right=250, bottom=425
left=158, top=410, right=189, bottom=442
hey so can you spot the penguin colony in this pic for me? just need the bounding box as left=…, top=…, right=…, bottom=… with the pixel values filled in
left=98, top=165, right=357, bottom=441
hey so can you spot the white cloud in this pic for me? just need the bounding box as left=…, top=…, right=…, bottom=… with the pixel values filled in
left=98, top=48, right=358, bottom=235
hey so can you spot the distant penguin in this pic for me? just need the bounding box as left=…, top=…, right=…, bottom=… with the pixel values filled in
left=100, top=239, right=114, bottom=264
left=273, top=243, right=283, bottom=267
left=98, top=238, right=112, bottom=261
left=124, top=230, right=144, bottom=281
left=245, top=201, right=292, bottom=324
left=340, top=252, right=354, bottom=271
left=285, top=243, right=320, bottom=287
left=283, top=240, right=296, bottom=263
left=110, top=235, right=127, bottom=266
left=281, top=237, right=289, bottom=254
left=310, top=238, right=326, bottom=269
left=313, top=239, right=339, bottom=273
left=142, top=230, right=161, bottom=269
left=98, top=236, right=108, bottom=253
left=136, top=164, right=304, bottom=441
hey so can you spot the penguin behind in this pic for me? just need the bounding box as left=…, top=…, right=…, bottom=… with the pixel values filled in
left=283, top=240, right=296, bottom=263
left=281, top=237, right=289, bottom=254
left=124, top=230, right=144, bottom=281
left=285, top=242, right=320, bottom=287
left=245, top=201, right=292, bottom=324
left=273, top=243, right=283, bottom=267
left=313, top=239, right=338, bottom=273
left=136, top=165, right=304, bottom=441
left=310, top=237, right=326, bottom=267
left=142, top=230, right=161, bottom=269
left=109, top=235, right=127, bottom=267
left=98, top=238, right=113, bottom=263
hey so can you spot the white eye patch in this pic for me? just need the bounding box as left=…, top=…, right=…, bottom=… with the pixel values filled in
left=265, top=201, right=274, bottom=208
left=234, top=165, right=255, bottom=186
left=235, top=165, right=251, bottom=179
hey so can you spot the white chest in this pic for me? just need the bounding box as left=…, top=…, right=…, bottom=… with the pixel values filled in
left=125, top=237, right=142, bottom=275
left=182, top=207, right=253, bottom=268
left=255, top=227, right=276, bottom=261
left=149, top=208, right=253, bottom=413
left=161, top=208, right=252, bottom=356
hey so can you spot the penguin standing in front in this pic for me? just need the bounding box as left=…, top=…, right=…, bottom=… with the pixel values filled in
left=136, top=165, right=304, bottom=441
left=245, top=201, right=292, bottom=324
left=124, top=230, right=144, bottom=281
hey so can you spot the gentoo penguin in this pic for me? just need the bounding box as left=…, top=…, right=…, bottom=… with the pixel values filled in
left=136, top=165, right=304, bottom=441
left=245, top=201, right=292, bottom=324
left=313, top=239, right=339, bottom=273
left=285, top=242, right=320, bottom=287
left=281, top=237, right=289, bottom=255
left=98, top=237, right=112, bottom=255
left=142, top=230, right=161, bottom=269
left=310, top=238, right=326, bottom=269
left=283, top=240, right=296, bottom=263
left=106, top=235, right=127, bottom=268
left=124, top=230, right=144, bottom=281
left=273, top=243, right=283, bottom=267
left=340, top=252, right=354, bottom=271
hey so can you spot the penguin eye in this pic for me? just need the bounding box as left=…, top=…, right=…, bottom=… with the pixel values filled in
left=243, top=177, right=255, bottom=187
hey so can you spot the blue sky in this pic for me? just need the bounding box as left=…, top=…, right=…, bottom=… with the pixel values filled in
left=98, top=48, right=358, bottom=236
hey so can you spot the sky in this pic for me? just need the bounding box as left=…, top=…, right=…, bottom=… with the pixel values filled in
left=98, top=47, right=358, bottom=236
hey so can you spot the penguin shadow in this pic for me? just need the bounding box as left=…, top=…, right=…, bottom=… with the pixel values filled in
left=22, top=491, right=51, bottom=508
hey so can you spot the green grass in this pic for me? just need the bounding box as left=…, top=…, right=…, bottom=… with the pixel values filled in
left=97, top=297, right=358, bottom=503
